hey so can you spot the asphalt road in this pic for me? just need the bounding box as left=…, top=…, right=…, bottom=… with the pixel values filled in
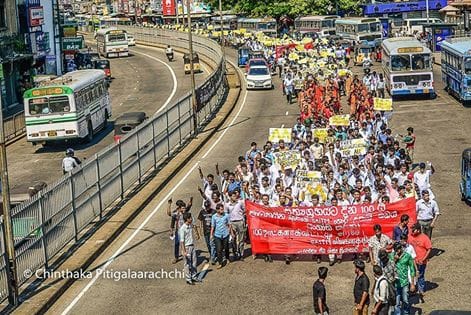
left=47, top=50, right=471, bottom=314
left=7, top=44, right=211, bottom=195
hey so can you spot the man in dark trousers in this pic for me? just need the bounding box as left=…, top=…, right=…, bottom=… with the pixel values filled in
left=313, top=266, right=329, bottom=315
left=353, top=259, right=370, bottom=315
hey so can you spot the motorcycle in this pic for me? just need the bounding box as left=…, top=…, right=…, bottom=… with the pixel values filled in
left=362, top=58, right=373, bottom=75
left=166, top=52, right=174, bottom=62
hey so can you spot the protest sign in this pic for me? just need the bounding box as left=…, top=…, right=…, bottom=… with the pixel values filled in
left=329, top=114, right=350, bottom=126
left=269, top=128, right=292, bottom=143
left=312, top=128, right=328, bottom=143
left=273, top=151, right=301, bottom=170
left=339, top=138, right=368, bottom=156
left=295, top=170, right=322, bottom=188
left=245, top=197, right=416, bottom=255
left=373, top=98, right=393, bottom=111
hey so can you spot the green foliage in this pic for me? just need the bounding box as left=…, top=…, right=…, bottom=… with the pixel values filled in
left=206, top=0, right=361, bottom=18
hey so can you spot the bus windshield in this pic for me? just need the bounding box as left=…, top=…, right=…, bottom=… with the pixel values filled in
left=108, top=33, right=126, bottom=42
left=28, top=96, right=71, bottom=115
left=411, top=54, right=431, bottom=70
left=391, top=55, right=411, bottom=71
left=321, top=20, right=334, bottom=28
left=358, top=24, right=369, bottom=32
left=465, top=57, right=471, bottom=75
left=370, top=22, right=380, bottom=32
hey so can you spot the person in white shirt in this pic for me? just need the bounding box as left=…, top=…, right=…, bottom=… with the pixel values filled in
left=415, top=190, right=440, bottom=239
left=62, top=148, right=81, bottom=174
left=414, top=162, right=435, bottom=198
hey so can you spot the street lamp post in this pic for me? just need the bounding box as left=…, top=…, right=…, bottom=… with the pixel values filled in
left=219, top=0, right=224, bottom=54
left=0, top=83, right=18, bottom=305
left=186, top=0, right=197, bottom=133
left=426, top=0, right=430, bottom=24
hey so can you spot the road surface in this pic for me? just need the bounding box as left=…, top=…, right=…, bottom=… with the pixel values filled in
left=47, top=49, right=471, bottom=314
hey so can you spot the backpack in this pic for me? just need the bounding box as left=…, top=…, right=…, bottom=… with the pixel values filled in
left=379, top=278, right=396, bottom=306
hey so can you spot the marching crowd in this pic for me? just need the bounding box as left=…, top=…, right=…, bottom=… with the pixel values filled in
left=167, top=36, right=440, bottom=315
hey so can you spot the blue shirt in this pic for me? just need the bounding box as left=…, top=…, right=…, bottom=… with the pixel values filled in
left=227, top=181, right=241, bottom=193
left=211, top=213, right=230, bottom=238
left=393, top=225, right=408, bottom=242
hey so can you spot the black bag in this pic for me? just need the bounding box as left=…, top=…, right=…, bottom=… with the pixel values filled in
left=73, top=156, right=82, bottom=165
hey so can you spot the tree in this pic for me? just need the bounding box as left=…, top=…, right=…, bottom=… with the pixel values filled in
left=205, top=0, right=361, bottom=17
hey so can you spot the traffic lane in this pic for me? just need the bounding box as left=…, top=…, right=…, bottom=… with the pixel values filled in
left=47, top=59, right=305, bottom=314
left=6, top=47, right=182, bottom=194
left=53, top=62, right=471, bottom=313
left=381, top=64, right=471, bottom=311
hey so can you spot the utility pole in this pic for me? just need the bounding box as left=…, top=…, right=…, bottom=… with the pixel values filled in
left=0, top=83, right=18, bottom=305
left=425, top=0, right=430, bottom=24
left=219, top=0, right=224, bottom=55
left=176, top=0, right=180, bottom=25
left=186, top=0, right=197, bottom=133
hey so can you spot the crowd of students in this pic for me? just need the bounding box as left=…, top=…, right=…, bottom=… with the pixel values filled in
left=169, top=36, right=440, bottom=314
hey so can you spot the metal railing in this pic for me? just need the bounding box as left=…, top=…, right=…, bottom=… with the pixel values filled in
left=3, top=111, right=25, bottom=142
left=0, top=27, right=228, bottom=302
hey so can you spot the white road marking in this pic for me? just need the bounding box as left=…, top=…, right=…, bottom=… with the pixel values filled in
left=61, top=61, right=248, bottom=314
left=131, top=50, right=178, bottom=114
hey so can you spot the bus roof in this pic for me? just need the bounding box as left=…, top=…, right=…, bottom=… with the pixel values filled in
left=295, top=15, right=338, bottom=21
left=25, top=70, right=105, bottom=98
left=95, top=28, right=127, bottom=36
left=381, top=37, right=431, bottom=54
left=237, top=17, right=276, bottom=23
left=439, top=37, right=471, bottom=55
left=403, top=17, right=442, bottom=21
left=335, top=17, right=379, bottom=24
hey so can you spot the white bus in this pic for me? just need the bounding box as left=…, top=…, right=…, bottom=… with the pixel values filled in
left=211, top=15, right=238, bottom=31
left=294, top=15, right=338, bottom=37
left=381, top=37, right=435, bottom=98
left=394, top=18, right=443, bottom=36
left=95, top=28, right=129, bottom=58
left=24, top=70, right=111, bottom=145
left=237, top=17, right=277, bottom=37
left=335, top=17, right=382, bottom=47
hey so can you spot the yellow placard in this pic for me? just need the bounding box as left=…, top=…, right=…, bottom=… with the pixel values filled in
left=307, top=183, right=328, bottom=201
left=269, top=128, right=292, bottom=143
left=373, top=98, right=393, bottom=111
left=273, top=151, right=301, bottom=170
left=339, top=138, right=368, bottom=156
left=329, top=114, right=350, bottom=126
left=312, top=128, right=329, bottom=143
left=296, top=170, right=322, bottom=188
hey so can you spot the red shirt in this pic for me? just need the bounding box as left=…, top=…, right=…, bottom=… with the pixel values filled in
left=409, top=233, right=432, bottom=264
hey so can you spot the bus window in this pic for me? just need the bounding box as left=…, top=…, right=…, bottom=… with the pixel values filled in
left=369, top=22, right=380, bottom=32
left=108, top=33, right=126, bottom=42
left=49, top=96, right=71, bottom=112
left=321, top=20, right=334, bottom=28
left=28, top=96, right=70, bottom=115
left=465, top=57, right=471, bottom=75
left=411, top=54, right=431, bottom=70
left=358, top=24, right=369, bottom=32
left=391, top=55, right=410, bottom=71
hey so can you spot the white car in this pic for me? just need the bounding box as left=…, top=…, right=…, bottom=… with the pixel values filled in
left=128, top=35, right=136, bottom=46
left=246, top=65, right=273, bottom=90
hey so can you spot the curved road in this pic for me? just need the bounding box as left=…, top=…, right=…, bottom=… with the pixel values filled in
left=7, top=44, right=211, bottom=194
left=49, top=50, right=471, bottom=314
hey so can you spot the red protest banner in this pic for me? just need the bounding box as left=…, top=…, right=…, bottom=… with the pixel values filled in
left=245, top=198, right=417, bottom=255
